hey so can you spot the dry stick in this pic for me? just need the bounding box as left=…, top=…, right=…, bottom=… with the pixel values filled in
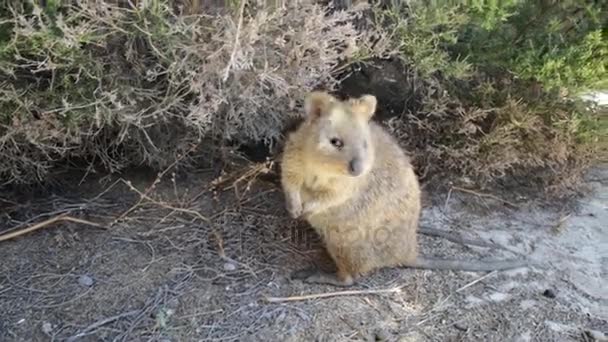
left=454, top=270, right=498, bottom=293
left=112, top=143, right=199, bottom=225
left=191, top=158, right=275, bottom=205
left=119, top=179, right=225, bottom=258
left=264, top=285, right=404, bottom=303
left=208, top=160, right=270, bottom=196
left=451, top=186, right=519, bottom=208
left=120, top=179, right=210, bottom=223
left=65, top=310, right=140, bottom=342
left=0, top=214, right=106, bottom=243
left=62, top=216, right=107, bottom=228
left=0, top=207, right=76, bottom=237
left=416, top=271, right=498, bottom=326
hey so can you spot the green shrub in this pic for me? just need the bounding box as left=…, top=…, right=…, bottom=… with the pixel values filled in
left=461, top=0, right=607, bottom=93
left=373, top=0, right=607, bottom=196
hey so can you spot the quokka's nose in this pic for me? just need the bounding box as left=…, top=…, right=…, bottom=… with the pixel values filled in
left=348, top=158, right=363, bottom=176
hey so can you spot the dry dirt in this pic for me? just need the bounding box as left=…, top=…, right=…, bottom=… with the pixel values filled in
left=0, top=161, right=606, bottom=342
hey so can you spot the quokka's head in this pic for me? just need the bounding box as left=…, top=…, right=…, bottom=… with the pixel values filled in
left=302, top=91, right=377, bottom=177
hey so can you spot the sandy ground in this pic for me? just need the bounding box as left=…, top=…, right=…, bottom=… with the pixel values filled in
left=0, top=162, right=606, bottom=341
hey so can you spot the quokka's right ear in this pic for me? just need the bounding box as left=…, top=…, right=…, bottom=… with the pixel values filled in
left=304, top=91, right=335, bottom=120
left=349, top=94, right=377, bottom=121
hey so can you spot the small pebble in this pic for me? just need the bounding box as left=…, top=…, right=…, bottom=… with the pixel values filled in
left=542, top=289, right=556, bottom=299
left=42, top=322, right=53, bottom=334
left=585, top=329, right=608, bottom=341
left=223, top=262, right=237, bottom=271
left=78, top=275, right=94, bottom=287
left=454, top=323, right=468, bottom=332
left=374, top=327, right=390, bottom=341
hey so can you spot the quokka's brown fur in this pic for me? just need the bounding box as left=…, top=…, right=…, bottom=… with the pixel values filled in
left=280, top=91, right=529, bottom=286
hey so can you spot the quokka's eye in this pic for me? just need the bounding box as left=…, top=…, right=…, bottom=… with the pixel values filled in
left=330, top=138, right=343, bottom=149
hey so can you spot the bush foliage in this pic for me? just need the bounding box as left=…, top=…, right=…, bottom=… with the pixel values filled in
left=373, top=0, right=607, bottom=195
left=0, top=0, right=606, bottom=197
left=0, top=0, right=384, bottom=184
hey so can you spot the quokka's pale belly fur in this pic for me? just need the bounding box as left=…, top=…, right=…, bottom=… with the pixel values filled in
left=303, top=165, right=421, bottom=266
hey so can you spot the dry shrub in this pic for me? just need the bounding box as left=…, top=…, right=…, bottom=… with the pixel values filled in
left=184, top=1, right=365, bottom=145
left=0, top=0, right=385, bottom=185
left=384, top=72, right=603, bottom=197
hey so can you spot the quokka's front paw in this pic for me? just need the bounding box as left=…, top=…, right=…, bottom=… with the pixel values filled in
left=286, top=198, right=303, bottom=219
left=301, top=201, right=319, bottom=217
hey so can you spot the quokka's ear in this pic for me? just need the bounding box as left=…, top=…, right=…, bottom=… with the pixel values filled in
left=304, top=91, right=336, bottom=120
left=349, top=94, right=377, bottom=121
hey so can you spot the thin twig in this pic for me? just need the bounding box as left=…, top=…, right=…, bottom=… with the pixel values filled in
left=112, top=143, right=199, bottom=225
left=416, top=271, right=498, bottom=326
left=552, top=213, right=572, bottom=233
left=214, top=160, right=274, bottom=192
left=117, top=286, right=167, bottom=342
left=443, top=187, right=453, bottom=211
left=454, top=270, right=497, bottom=293
left=0, top=214, right=106, bottom=243
left=264, top=285, right=404, bottom=303
left=66, top=310, right=140, bottom=342
left=451, top=186, right=519, bottom=208
left=222, top=0, right=247, bottom=82
left=62, top=216, right=106, bottom=228
left=119, top=179, right=210, bottom=223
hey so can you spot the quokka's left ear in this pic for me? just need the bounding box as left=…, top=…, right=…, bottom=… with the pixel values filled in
left=304, top=91, right=337, bottom=121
